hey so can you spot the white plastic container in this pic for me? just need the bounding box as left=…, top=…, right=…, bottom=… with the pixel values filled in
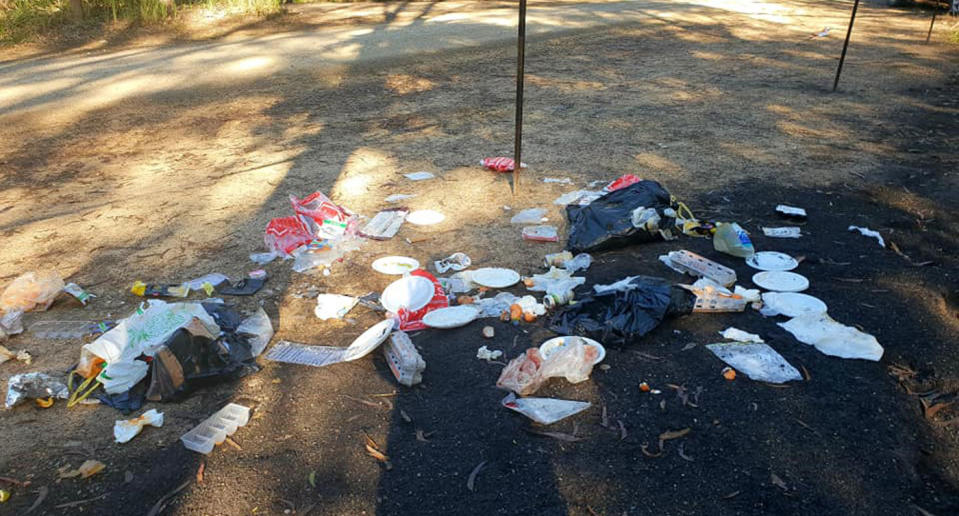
left=180, top=403, right=250, bottom=455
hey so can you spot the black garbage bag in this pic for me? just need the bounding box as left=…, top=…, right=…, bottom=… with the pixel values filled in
left=565, top=180, right=675, bottom=253
left=549, top=276, right=693, bottom=346
left=146, top=309, right=258, bottom=402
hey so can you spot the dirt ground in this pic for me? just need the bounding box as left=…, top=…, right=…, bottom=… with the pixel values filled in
left=0, top=0, right=958, bottom=514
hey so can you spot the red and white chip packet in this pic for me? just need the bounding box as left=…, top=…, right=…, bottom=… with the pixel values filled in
left=481, top=157, right=527, bottom=173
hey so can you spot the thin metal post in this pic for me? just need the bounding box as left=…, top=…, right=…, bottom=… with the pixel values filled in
left=513, top=0, right=527, bottom=194
left=833, top=0, right=861, bottom=92
left=926, top=10, right=937, bottom=43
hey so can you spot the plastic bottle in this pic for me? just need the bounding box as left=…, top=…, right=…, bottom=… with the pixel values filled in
left=713, top=223, right=755, bottom=258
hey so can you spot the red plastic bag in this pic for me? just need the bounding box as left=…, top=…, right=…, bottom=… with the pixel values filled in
left=265, top=216, right=312, bottom=256
left=291, top=192, right=352, bottom=238
left=604, top=174, right=642, bottom=192
left=397, top=270, right=449, bottom=331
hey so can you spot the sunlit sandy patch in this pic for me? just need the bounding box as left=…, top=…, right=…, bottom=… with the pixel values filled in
left=634, top=153, right=682, bottom=175
left=386, top=74, right=435, bottom=95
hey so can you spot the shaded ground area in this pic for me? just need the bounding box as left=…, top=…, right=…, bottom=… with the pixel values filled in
left=0, top=0, right=957, bottom=514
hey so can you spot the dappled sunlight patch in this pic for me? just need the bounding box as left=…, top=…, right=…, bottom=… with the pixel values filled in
left=218, top=55, right=277, bottom=76
left=385, top=74, right=435, bottom=95
left=526, top=74, right=607, bottom=94
left=634, top=153, right=683, bottom=175
left=330, top=148, right=399, bottom=207
left=775, top=119, right=846, bottom=141
left=690, top=50, right=726, bottom=61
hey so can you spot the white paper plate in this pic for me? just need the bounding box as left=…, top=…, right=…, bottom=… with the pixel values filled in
left=381, top=276, right=435, bottom=313
left=761, top=292, right=827, bottom=318
left=471, top=267, right=521, bottom=288
left=746, top=251, right=799, bottom=271
left=372, top=256, right=420, bottom=275
left=422, top=306, right=480, bottom=329
left=539, top=336, right=606, bottom=364
left=406, top=210, right=446, bottom=226
left=752, top=271, right=809, bottom=292
left=343, top=319, right=395, bottom=361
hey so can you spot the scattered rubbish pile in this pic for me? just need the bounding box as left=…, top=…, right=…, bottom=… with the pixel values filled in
left=0, top=167, right=895, bottom=508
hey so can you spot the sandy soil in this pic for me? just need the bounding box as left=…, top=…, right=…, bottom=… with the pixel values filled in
left=0, top=0, right=957, bottom=514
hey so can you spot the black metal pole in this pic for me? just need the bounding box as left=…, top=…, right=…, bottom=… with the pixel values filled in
left=926, top=10, right=937, bottom=43
left=833, top=0, right=861, bottom=92
left=513, top=0, right=527, bottom=194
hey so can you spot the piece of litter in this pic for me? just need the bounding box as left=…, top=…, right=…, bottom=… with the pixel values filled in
left=522, top=225, right=559, bottom=242
left=480, top=157, right=526, bottom=172
left=812, top=27, right=830, bottom=38
left=660, top=250, right=737, bottom=287
left=114, top=409, right=164, bottom=443
left=406, top=210, right=446, bottom=226
left=314, top=294, right=359, bottom=320
left=266, top=320, right=393, bottom=367
left=542, top=177, right=572, bottom=184
left=482, top=326, right=495, bottom=339
left=553, top=190, right=604, bottom=206
left=359, top=209, right=408, bottom=240
left=510, top=208, right=547, bottom=224
left=249, top=251, right=278, bottom=265
left=501, top=392, right=590, bottom=425
left=180, top=403, right=250, bottom=455
left=706, top=342, right=802, bottom=383
left=848, top=226, right=885, bottom=248
left=760, top=292, right=827, bottom=318
left=776, top=205, right=807, bottom=219
left=477, top=345, right=503, bottom=362
left=404, top=171, right=435, bottom=181
left=779, top=312, right=884, bottom=361
left=720, top=328, right=764, bottom=343
left=385, top=194, right=416, bottom=203
left=762, top=227, right=801, bottom=238
left=58, top=460, right=106, bottom=480
left=434, top=253, right=471, bottom=274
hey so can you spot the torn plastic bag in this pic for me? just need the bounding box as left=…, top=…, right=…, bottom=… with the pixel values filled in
left=236, top=307, right=274, bottom=357
left=501, top=392, right=591, bottom=425
left=5, top=372, right=69, bottom=409
left=565, top=180, right=676, bottom=253
left=550, top=276, right=692, bottom=346
left=779, top=313, right=883, bottom=361
left=99, top=359, right=150, bottom=395
left=146, top=320, right=257, bottom=402
left=80, top=301, right=220, bottom=377
left=496, top=341, right=598, bottom=396
left=705, top=342, right=802, bottom=383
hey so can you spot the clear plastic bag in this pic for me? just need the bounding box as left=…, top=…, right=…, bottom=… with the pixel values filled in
left=510, top=208, right=547, bottom=224
left=501, top=393, right=591, bottom=425
left=495, top=340, right=597, bottom=395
